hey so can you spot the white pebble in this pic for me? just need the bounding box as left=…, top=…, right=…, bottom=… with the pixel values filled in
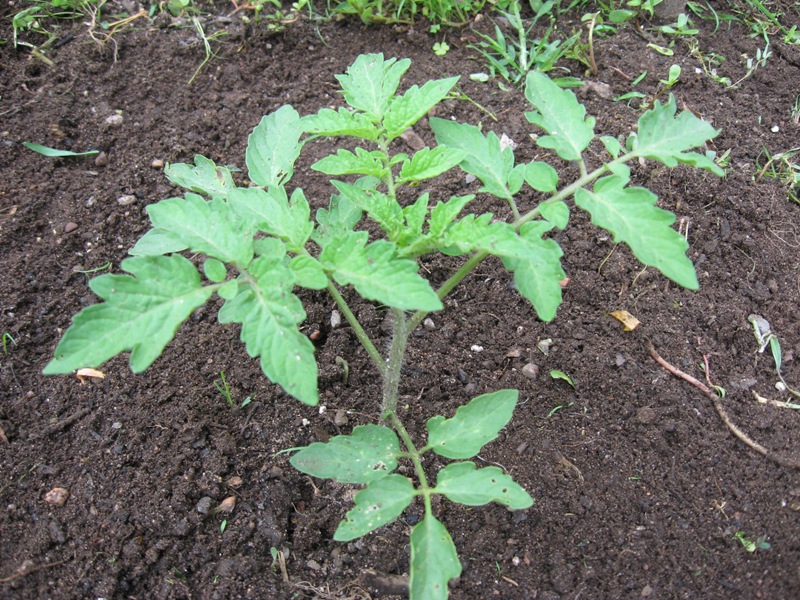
left=117, top=195, right=136, bottom=206
left=470, top=344, right=484, bottom=352
left=330, top=310, right=341, bottom=329
left=104, top=114, right=124, bottom=127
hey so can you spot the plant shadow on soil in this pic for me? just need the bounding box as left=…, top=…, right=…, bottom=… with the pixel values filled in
left=1, top=3, right=800, bottom=598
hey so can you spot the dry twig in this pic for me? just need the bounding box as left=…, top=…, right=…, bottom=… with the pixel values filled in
left=645, top=339, right=800, bottom=469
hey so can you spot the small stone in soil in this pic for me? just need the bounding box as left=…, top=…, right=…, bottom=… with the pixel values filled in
left=94, top=151, right=108, bottom=167
left=422, top=317, right=436, bottom=330
left=104, top=114, right=124, bottom=127
left=151, top=159, right=164, bottom=168
left=44, top=487, right=70, bottom=506
left=64, top=222, right=78, bottom=233
left=117, top=195, right=136, bottom=205
left=522, top=363, right=539, bottom=380
left=195, top=496, right=212, bottom=515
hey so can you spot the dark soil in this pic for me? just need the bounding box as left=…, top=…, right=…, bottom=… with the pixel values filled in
left=2, top=2, right=800, bottom=598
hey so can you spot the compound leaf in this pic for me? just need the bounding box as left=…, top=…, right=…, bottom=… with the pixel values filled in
left=336, top=53, right=410, bottom=119
left=525, top=70, right=595, bottom=161
left=320, top=231, right=442, bottom=312
left=575, top=175, right=698, bottom=289
left=290, top=424, right=402, bottom=484
left=227, top=186, right=313, bottom=252
left=397, top=146, right=466, bottom=185
left=430, top=118, right=514, bottom=199
left=147, top=194, right=253, bottom=266
left=334, top=474, right=416, bottom=541
left=384, top=75, right=460, bottom=139
left=218, top=255, right=318, bottom=405
left=165, top=155, right=235, bottom=198
left=246, top=105, right=304, bottom=188
left=426, top=389, right=518, bottom=459
left=502, top=220, right=565, bottom=322
left=435, top=462, right=533, bottom=509
left=632, top=95, right=724, bottom=175
left=410, top=515, right=461, bottom=600
left=311, top=148, right=388, bottom=179
left=44, top=255, right=214, bottom=375
left=301, top=107, right=380, bottom=141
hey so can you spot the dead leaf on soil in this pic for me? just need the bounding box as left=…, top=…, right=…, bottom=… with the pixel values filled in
left=609, top=310, right=641, bottom=331
left=76, top=368, right=105, bottom=383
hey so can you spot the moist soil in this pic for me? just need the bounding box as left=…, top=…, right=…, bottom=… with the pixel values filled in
left=2, top=2, right=800, bottom=598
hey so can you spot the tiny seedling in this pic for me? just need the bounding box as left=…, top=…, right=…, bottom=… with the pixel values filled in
left=659, top=64, right=682, bottom=91
left=2, top=333, right=17, bottom=356
left=733, top=530, right=771, bottom=552
left=214, top=371, right=252, bottom=408
left=45, top=54, right=723, bottom=598
left=432, top=41, right=449, bottom=56
left=659, top=13, right=699, bottom=36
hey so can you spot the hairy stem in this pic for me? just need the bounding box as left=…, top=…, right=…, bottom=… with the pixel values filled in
left=381, top=307, right=409, bottom=417
left=326, top=281, right=386, bottom=376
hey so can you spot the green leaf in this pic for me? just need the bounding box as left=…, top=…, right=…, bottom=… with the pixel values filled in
left=246, top=105, right=304, bottom=187
left=409, top=515, right=461, bottom=600
left=320, top=231, right=442, bottom=312
left=313, top=190, right=364, bottom=247
left=550, top=369, right=575, bottom=387
left=165, top=155, right=235, bottom=198
left=430, top=118, right=514, bottom=199
left=574, top=175, right=698, bottom=289
left=227, top=186, right=313, bottom=252
left=524, top=70, right=596, bottom=161
left=290, top=255, right=328, bottom=290
left=290, top=424, right=401, bottom=484
left=336, top=53, right=410, bottom=119
left=428, top=195, right=473, bottom=238
left=539, top=201, right=569, bottom=229
left=524, top=161, right=559, bottom=193
left=334, top=474, right=416, bottom=541
left=331, top=181, right=404, bottom=239
left=128, top=228, right=188, bottom=257
left=443, top=214, right=530, bottom=259
left=600, top=135, right=621, bottom=159
left=502, top=221, right=566, bottom=322
left=397, top=147, right=466, bottom=185
left=631, top=95, right=724, bottom=175
left=44, top=255, right=214, bottom=375
left=435, top=462, right=533, bottom=509
left=401, top=193, right=430, bottom=241
left=218, top=255, right=318, bottom=405
left=384, top=75, right=460, bottom=139
left=426, top=389, right=518, bottom=459
left=301, top=108, right=380, bottom=141
left=147, top=194, right=253, bottom=266
left=23, top=142, right=98, bottom=158
left=311, top=148, right=389, bottom=179
left=203, top=258, right=227, bottom=282
left=218, top=279, right=238, bottom=300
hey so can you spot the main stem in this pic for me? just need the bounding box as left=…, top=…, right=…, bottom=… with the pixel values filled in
left=381, top=307, right=409, bottom=418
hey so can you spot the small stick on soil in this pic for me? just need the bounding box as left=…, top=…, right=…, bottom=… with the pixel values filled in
left=0, top=559, right=67, bottom=584
left=38, top=405, right=94, bottom=439
left=645, top=339, right=800, bottom=470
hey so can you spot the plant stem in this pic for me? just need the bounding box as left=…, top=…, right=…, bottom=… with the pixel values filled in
left=326, top=281, right=386, bottom=376
left=387, top=410, right=433, bottom=514
left=381, top=307, right=409, bottom=417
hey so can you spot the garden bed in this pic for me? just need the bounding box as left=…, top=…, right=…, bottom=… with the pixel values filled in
left=1, top=3, right=799, bottom=598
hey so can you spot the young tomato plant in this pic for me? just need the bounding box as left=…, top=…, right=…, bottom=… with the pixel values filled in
left=45, top=54, right=723, bottom=598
